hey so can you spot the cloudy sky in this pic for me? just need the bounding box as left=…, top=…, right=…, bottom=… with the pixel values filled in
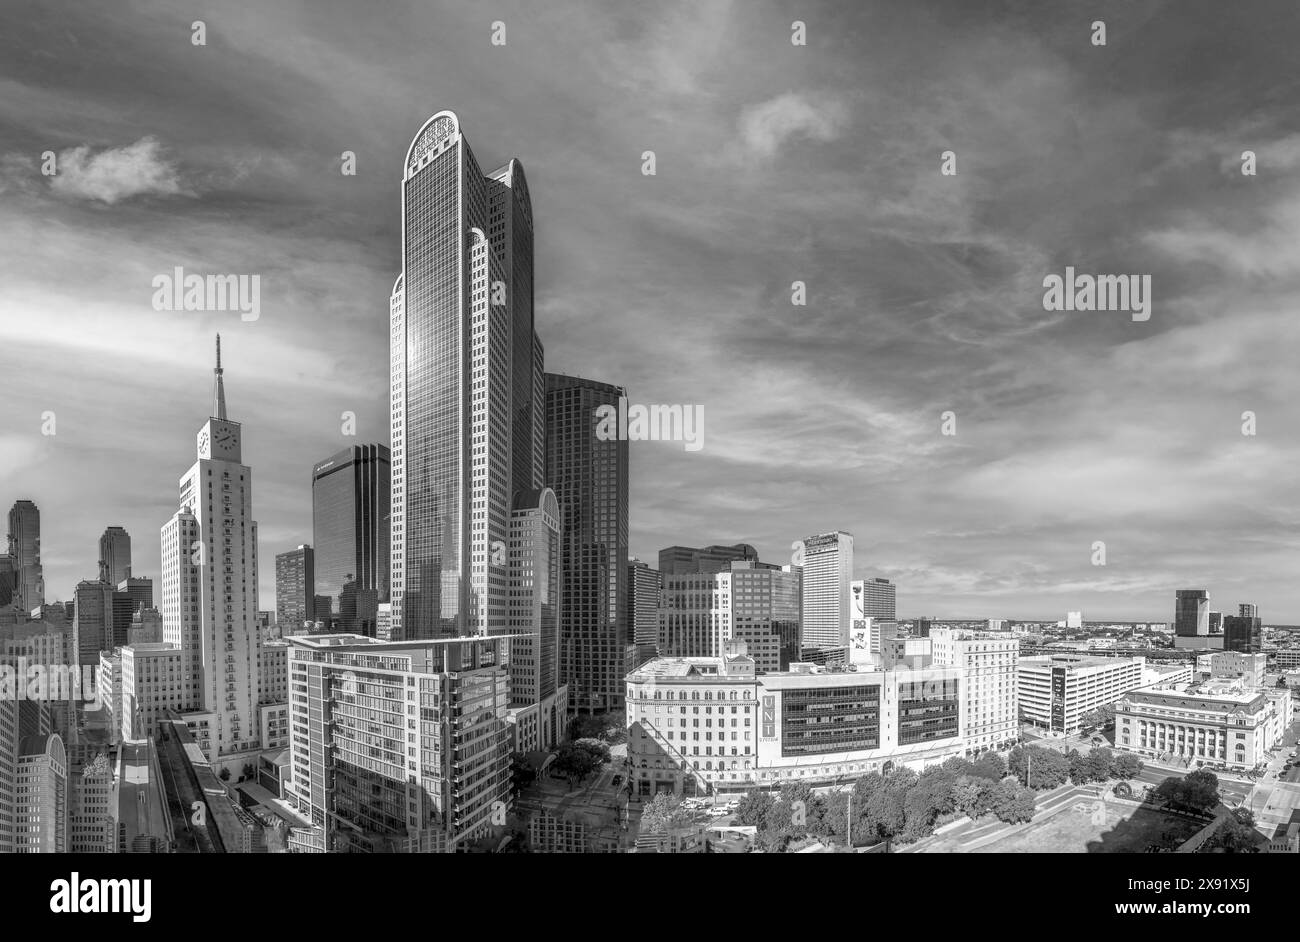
left=2, top=0, right=1299, bottom=621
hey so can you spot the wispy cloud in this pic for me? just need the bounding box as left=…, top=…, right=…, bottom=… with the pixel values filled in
left=48, top=136, right=189, bottom=204
left=727, top=91, right=848, bottom=164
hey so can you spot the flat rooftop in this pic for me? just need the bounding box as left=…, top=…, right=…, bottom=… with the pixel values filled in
left=1019, top=654, right=1143, bottom=670
left=1126, top=686, right=1266, bottom=712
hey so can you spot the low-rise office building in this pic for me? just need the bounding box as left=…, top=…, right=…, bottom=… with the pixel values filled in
left=1116, top=680, right=1289, bottom=771
left=626, top=644, right=964, bottom=795
left=120, top=643, right=186, bottom=742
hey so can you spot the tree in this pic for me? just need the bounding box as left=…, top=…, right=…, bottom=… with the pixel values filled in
left=640, top=792, right=693, bottom=834
left=735, top=790, right=775, bottom=829
left=552, top=739, right=609, bottom=786
left=952, top=777, right=994, bottom=819
left=1084, top=747, right=1114, bottom=783
left=1113, top=753, right=1143, bottom=779
left=567, top=714, right=627, bottom=744
left=1009, top=745, right=1070, bottom=790
left=1154, top=770, right=1220, bottom=816
left=991, top=778, right=1036, bottom=823
left=970, top=752, right=1006, bottom=781
left=941, top=756, right=975, bottom=778
left=854, top=771, right=908, bottom=843
left=899, top=769, right=956, bottom=841
left=1068, top=753, right=1092, bottom=785
left=816, top=791, right=850, bottom=843
left=1207, top=808, right=1261, bottom=853
left=763, top=782, right=820, bottom=851
left=1181, top=770, right=1220, bottom=814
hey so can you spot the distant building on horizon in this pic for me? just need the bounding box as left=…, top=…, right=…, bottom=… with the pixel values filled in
left=657, top=543, right=759, bottom=576
left=275, top=546, right=315, bottom=635
left=7, top=500, right=44, bottom=612
left=628, top=558, right=661, bottom=667
left=1174, top=589, right=1209, bottom=638
left=1223, top=615, right=1263, bottom=654
left=97, top=526, right=131, bottom=586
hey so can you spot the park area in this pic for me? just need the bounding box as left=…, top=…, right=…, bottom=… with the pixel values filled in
left=946, top=800, right=1205, bottom=853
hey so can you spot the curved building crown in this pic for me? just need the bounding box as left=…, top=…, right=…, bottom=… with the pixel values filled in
left=404, top=110, right=460, bottom=177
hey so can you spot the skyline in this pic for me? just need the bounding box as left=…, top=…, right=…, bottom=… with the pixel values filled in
left=4, top=0, right=1300, bottom=621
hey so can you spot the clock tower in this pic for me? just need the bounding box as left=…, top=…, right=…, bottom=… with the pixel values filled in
left=197, top=334, right=242, bottom=462
left=162, top=333, right=260, bottom=761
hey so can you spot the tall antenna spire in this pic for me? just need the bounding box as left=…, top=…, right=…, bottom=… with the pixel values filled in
left=213, top=333, right=227, bottom=420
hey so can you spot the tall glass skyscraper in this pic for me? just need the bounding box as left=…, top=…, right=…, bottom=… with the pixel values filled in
left=545, top=373, right=630, bottom=715
left=312, top=444, right=390, bottom=636
left=390, top=110, right=544, bottom=641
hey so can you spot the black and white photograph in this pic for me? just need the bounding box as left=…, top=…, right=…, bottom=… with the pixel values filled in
left=0, top=0, right=1296, bottom=919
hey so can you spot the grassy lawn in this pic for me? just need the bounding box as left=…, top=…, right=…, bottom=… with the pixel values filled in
left=972, top=802, right=1204, bottom=853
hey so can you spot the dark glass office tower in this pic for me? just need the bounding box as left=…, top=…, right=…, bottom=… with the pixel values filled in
left=312, top=445, right=390, bottom=636
left=7, top=500, right=43, bottom=611
left=1223, top=615, right=1263, bottom=653
left=1174, top=589, right=1209, bottom=637
left=390, top=111, right=543, bottom=641
left=98, top=526, right=131, bottom=585
left=545, top=373, right=629, bottom=714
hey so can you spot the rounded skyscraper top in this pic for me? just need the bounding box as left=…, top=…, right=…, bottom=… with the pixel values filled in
left=405, top=111, right=460, bottom=177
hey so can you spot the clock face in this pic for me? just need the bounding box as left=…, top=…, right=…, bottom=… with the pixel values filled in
left=198, top=431, right=210, bottom=456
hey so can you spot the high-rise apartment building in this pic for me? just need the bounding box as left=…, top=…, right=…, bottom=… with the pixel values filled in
left=159, top=336, right=261, bottom=759
left=389, top=111, right=544, bottom=642
left=628, top=558, right=662, bottom=666
left=546, top=373, right=630, bottom=714
left=275, top=546, right=314, bottom=635
left=7, top=500, right=44, bottom=612
left=800, top=531, right=854, bottom=652
left=1174, top=589, right=1209, bottom=637
left=1239, top=602, right=1259, bottom=618
left=286, top=634, right=514, bottom=853
left=311, top=444, right=390, bottom=635
left=98, top=526, right=132, bottom=585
